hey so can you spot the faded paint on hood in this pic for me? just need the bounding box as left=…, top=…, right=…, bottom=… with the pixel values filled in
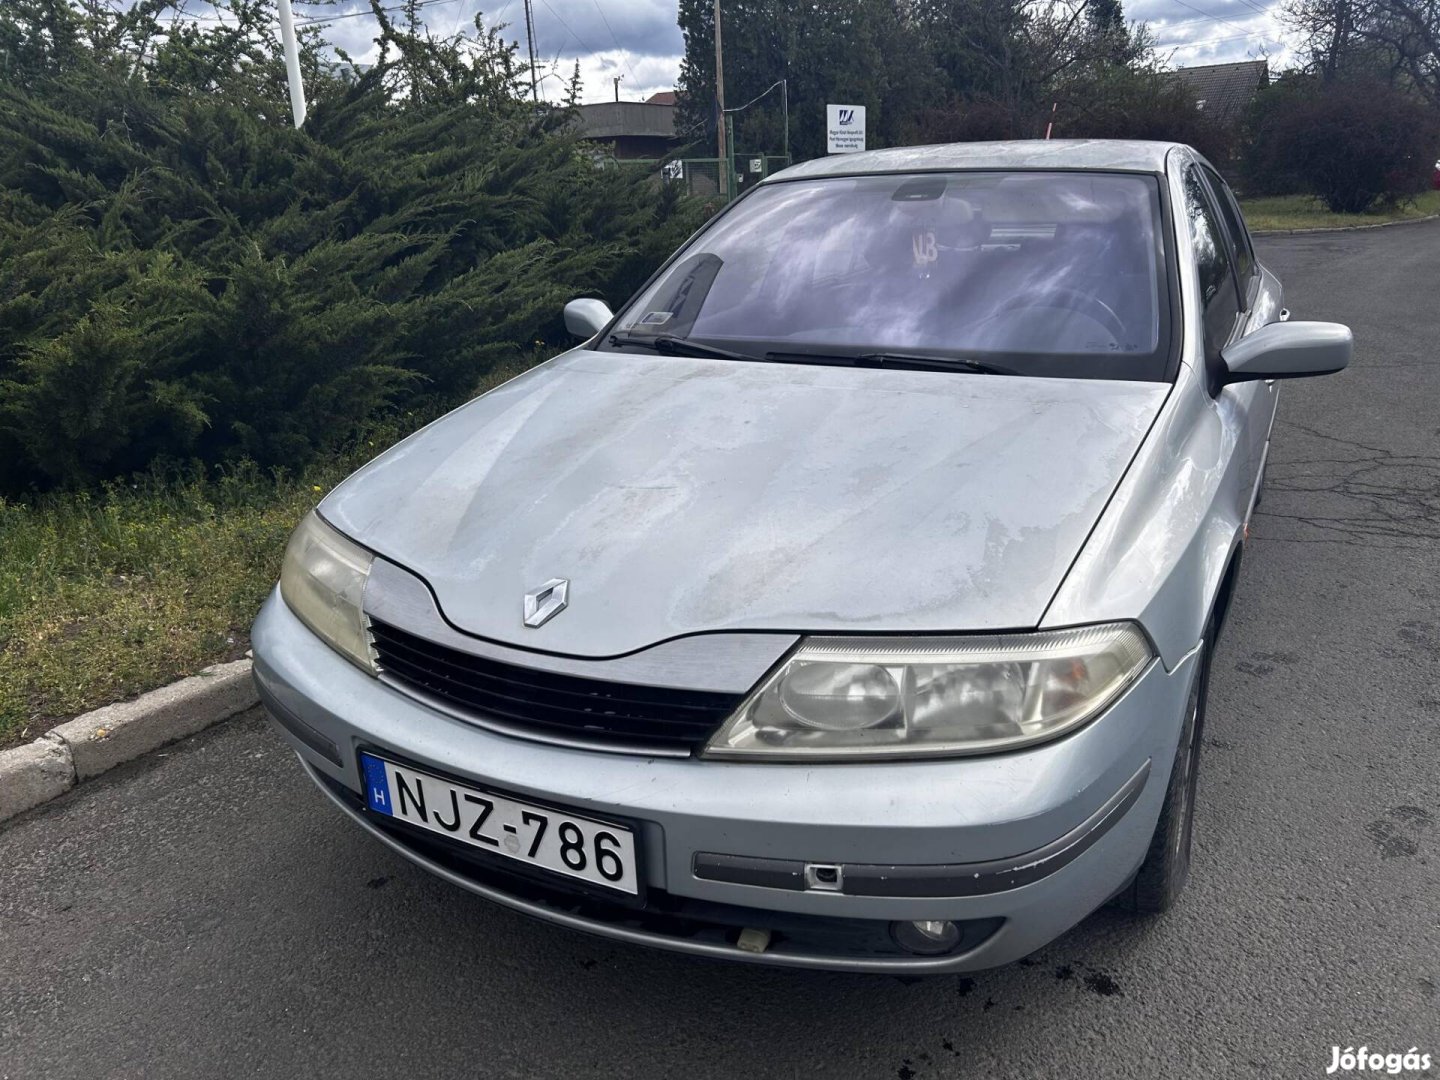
left=322, top=351, right=1168, bottom=657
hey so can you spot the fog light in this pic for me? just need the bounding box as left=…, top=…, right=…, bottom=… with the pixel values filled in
left=889, top=919, right=962, bottom=956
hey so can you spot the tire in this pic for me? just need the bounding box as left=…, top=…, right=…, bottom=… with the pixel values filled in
left=1121, top=626, right=1213, bottom=915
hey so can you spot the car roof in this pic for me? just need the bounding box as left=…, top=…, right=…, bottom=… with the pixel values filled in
left=765, top=140, right=1183, bottom=183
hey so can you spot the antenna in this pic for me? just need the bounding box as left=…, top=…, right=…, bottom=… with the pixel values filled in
left=523, top=0, right=539, bottom=101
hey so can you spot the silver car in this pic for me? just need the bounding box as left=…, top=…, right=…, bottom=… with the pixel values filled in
left=252, top=140, right=1351, bottom=972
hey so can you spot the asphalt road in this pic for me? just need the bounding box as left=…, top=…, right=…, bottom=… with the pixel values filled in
left=3, top=222, right=1438, bottom=1080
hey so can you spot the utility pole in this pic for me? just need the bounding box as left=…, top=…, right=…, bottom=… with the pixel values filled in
left=614, top=74, right=623, bottom=101
left=523, top=0, right=539, bottom=102
left=781, top=77, right=789, bottom=164
left=713, top=0, right=728, bottom=198
left=276, top=0, right=306, bottom=128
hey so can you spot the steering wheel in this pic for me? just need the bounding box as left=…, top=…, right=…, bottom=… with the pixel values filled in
left=991, top=288, right=1128, bottom=342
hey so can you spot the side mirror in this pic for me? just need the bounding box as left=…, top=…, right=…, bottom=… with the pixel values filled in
left=563, top=298, right=614, bottom=341
left=1221, top=320, right=1351, bottom=383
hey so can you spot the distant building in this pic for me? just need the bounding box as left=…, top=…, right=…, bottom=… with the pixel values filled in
left=1172, top=60, right=1269, bottom=127
left=573, top=91, right=680, bottom=160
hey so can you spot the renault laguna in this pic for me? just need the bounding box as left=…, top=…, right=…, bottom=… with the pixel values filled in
left=252, top=140, right=1351, bottom=972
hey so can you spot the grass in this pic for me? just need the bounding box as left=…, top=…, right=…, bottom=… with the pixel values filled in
left=1240, top=190, right=1440, bottom=232
left=0, top=462, right=345, bottom=748
left=0, top=356, right=543, bottom=750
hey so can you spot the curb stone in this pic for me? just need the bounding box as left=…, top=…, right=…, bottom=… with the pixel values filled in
left=0, top=737, right=74, bottom=822
left=0, top=658, right=257, bottom=826
left=1251, top=212, right=1440, bottom=237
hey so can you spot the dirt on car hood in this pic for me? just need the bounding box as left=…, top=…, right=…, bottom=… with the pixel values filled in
left=322, top=350, right=1168, bottom=657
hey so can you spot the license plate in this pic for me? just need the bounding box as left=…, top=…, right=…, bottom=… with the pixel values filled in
left=358, top=753, right=639, bottom=895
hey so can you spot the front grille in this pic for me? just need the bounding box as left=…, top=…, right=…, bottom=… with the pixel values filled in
left=369, top=619, right=743, bottom=752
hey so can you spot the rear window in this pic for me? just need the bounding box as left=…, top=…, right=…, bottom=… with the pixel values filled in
left=608, top=170, right=1172, bottom=381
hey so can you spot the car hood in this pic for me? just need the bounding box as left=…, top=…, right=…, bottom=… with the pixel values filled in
left=323, top=351, right=1168, bottom=657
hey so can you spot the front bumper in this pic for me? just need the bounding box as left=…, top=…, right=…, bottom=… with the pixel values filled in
left=252, top=589, right=1198, bottom=973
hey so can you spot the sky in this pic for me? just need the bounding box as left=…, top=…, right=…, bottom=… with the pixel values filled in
left=293, top=0, right=1293, bottom=105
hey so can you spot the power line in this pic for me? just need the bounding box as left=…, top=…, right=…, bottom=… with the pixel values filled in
left=292, top=0, right=459, bottom=27
left=488, top=0, right=518, bottom=28
left=535, top=0, right=598, bottom=56
left=588, top=0, right=640, bottom=91
left=724, top=78, right=784, bottom=114
left=445, top=0, right=470, bottom=39
left=1167, top=0, right=1265, bottom=39
left=1162, top=28, right=1284, bottom=50
left=1155, top=10, right=1266, bottom=30
left=1150, top=9, right=1286, bottom=57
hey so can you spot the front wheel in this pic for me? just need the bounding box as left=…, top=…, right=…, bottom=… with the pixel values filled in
left=1121, top=627, right=1213, bottom=914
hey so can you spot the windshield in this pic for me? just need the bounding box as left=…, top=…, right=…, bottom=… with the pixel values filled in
left=606, top=170, right=1171, bottom=380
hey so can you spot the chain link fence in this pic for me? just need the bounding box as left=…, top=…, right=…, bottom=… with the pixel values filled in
left=656, top=154, right=792, bottom=199
left=600, top=154, right=793, bottom=200
left=664, top=157, right=722, bottom=197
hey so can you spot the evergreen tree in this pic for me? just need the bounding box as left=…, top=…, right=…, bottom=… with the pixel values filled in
left=0, top=0, right=709, bottom=492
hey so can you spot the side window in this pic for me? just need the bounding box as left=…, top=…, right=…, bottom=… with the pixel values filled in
left=1203, top=166, right=1256, bottom=297
left=1183, top=166, right=1241, bottom=379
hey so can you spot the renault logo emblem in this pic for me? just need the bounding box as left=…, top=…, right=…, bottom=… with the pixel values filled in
left=523, top=578, right=569, bottom=628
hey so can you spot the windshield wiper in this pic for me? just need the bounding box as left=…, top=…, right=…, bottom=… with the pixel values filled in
left=610, top=336, right=1018, bottom=375
left=609, top=333, right=761, bottom=363
left=765, top=349, right=1020, bottom=376
left=858, top=352, right=1020, bottom=375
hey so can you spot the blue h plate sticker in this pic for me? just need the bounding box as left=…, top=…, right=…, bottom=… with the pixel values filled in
left=360, top=753, right=393, bottom=816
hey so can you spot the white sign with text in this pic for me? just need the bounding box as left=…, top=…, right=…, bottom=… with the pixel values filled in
left=826, top=104, right=866, bottom=154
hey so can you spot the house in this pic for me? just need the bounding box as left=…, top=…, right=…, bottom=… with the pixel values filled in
left=573, top=91, right=681, bottom=160
left=1172, top=60, right=1268, bottom=127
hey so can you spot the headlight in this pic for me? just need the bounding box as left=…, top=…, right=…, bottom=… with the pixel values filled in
left=703, top=623, right=1153, bottom=760
left=279, top=510, right=376, bottom=672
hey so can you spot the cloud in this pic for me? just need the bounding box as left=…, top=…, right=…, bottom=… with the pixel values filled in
left=564, top=49, right=684, bottom=103
left=491, top=0, right=684, bottom=100
left=1129, top=0, right=1294, bottom=67
left=175, top=0, right=1298, bottom=105
left=293, top=0, right=681, bottom=101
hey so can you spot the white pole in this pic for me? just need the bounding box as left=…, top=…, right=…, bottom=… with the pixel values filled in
left=277, top=0, right=307, bottom=129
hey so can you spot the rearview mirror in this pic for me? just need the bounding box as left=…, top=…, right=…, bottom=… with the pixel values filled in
left=1221, top=320, right=1351, bottom=383
left=564, top=298, right=613, bottom=340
